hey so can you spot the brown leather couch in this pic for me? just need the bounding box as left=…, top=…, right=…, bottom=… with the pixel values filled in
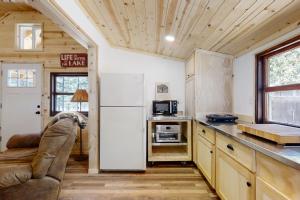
left=0, top=112, right=87, bottom=200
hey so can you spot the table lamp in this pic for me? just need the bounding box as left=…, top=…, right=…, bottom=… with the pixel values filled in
left=71, top=89, right=88, bottom=161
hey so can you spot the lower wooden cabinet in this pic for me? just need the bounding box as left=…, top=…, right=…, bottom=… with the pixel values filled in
left=216, top=149, right=255, bottom=200
left=196, top=135, right=215, bottom=188
left=256, top=152, right=300, bottom=200
left=192, top=121, right=198, bottom=164
left=256, top=177, right=289, bottom=200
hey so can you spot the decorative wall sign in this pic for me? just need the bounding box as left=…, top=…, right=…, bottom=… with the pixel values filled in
left=60, top=53, right=88, bottom=67
left=155, top=82, right=170, bottom=100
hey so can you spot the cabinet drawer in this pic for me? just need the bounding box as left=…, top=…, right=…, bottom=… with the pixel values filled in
left=216, top=133, right=255, bottom=172
left=197, top=124, right=215, bottom=144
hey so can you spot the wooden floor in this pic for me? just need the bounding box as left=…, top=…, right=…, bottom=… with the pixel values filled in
left=61, top=158, right=218, bottom=200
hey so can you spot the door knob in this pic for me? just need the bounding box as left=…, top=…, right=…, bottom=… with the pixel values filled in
left=35, top=111, right=41, bottom=114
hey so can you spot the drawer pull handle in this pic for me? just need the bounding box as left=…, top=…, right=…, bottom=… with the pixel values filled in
left=227, top=144, right=234, bottom=151
left=202, top=129, right=206, bottom=134
left=246, top=182, right=251, bottom=187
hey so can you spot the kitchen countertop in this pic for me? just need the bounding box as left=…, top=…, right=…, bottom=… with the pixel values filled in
left=148, top=115, right=193, bottom=121
left=196, top=117, right=300, bottom=170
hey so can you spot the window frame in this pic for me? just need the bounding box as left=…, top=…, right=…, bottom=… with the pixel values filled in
left=255, top=35, right=300, bottom=127
left=15, top=23, right=43, bottom=51
left=50, top=72, right=88, bottom=117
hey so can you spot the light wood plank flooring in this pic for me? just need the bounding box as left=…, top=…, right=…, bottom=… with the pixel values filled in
left=61, top=158, right=218, bottom=200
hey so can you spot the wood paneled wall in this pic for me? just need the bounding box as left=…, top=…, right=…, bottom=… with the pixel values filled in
left=0, top=11, right=88, bottom=153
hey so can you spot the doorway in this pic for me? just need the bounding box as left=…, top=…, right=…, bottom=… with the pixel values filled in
left=0, top=63, right=42, bottom=151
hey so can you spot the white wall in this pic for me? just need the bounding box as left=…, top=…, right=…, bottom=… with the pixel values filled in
left=54, top=0, right=185, bottom=114
left=233, top=28, right=300, bottom=118
left=100, top=47, right=185, bottom=114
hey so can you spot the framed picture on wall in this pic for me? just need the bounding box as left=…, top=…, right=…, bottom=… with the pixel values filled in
left=155, top=82, right=170, bottom=100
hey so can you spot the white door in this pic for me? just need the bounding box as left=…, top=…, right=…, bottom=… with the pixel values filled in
left=1, top=63, right=42, bottom=151
left=100, top=73, right=144, bottom=106
left=100, top=107, right=145, bottom=170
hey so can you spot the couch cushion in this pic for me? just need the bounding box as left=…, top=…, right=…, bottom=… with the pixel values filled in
left=6, top=134, right=41, bottom=149
left=31, top=118, right=76, bottom=179
left=0, top=164, right=32, bottom=189
left=0, top=148, right=38, bottom=164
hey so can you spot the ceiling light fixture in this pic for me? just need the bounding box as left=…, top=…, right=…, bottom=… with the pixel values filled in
left=165, top=35, right=175, bottom=42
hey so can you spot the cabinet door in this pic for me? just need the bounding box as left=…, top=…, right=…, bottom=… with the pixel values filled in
left=185, top=76, right=195, bottom=117
left=185, top=54, right=195, bottom=79
left=196, top=135, right=215, bottom=188
left=216, top=149, right=255, bottom=200
left=256, top=177, right=289, bottom=200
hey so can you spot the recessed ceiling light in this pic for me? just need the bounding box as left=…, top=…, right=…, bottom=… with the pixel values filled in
left=165, top=35, right=175, bottom=42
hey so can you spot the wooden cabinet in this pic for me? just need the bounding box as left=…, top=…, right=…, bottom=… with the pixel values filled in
left=185, top=76, right=195, bottom=117
left=185, top=54, right=195, bottom=79
left=216, top=133, right=255, bottom=172
left=256, top=152, right=300, bottom=200
left=147, top=119, right=192, bottom=162
left=256, top=177, right=289, bottom=200
left=185, top=49, right=233, bottom=118
left=194, top=123, right=216, bottom=188
left=216, top=149, right=255, bottom=200
left=196, top=135, right=215, bottom=188
left=192, top=121, right=198, bottom=163
left=197, top=124, right=216, bottom=144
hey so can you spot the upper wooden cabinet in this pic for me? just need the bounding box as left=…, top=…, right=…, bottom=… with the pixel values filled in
left=185, top=49, right=233, bottom=117
left=185, top=76, right=195, bottom=117
left=185, top=54, right=195, bottom=79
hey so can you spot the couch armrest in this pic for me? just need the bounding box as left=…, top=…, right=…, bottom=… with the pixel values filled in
left=6, top=134, right=41, bottom=149
left=0, top=164, right=32, bottom=189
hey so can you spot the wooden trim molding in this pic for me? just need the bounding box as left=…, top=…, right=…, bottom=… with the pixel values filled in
left=255, top=34, right=300, bottom=125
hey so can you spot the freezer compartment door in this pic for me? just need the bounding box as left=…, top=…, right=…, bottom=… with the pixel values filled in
left=100, top=107, right=146, bottom=170
left=100, top=73, right=144, bottom=106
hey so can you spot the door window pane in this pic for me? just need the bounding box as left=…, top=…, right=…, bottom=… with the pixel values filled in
left=7, top=69, right=36, bottom=88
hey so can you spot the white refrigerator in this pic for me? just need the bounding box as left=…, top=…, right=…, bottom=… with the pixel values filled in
left=100, top=73, right=146, bottom=171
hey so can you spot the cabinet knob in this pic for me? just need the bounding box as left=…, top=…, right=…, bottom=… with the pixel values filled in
left=210, top=150, right=213, bottom=154
left=246, top=182, right=251, bottom=187
left=226, top=144, right=234, bottom=151
left=202, top=129, right=206, bottom=134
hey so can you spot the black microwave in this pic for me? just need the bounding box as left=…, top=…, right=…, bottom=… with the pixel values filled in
left=152, top=100, right=178, bottom=116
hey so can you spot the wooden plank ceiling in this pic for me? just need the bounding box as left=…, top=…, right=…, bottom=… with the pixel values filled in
left=0, top=2, right=34, bottom=21
left=80, top=0, right=300, bottom=59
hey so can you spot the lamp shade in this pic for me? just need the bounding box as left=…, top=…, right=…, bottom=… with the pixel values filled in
left=71, top=89, right=88, bottom=102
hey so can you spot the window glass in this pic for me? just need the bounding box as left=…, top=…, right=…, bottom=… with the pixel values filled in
left=17, top=23, right=42, bottom=50
left=51, top=74, right=88, bottom=115
left=268, top=47, right=300, bottom=87
left=266, top=90, right=300, bottom=126
left=7, top=69, right=36, bottom=88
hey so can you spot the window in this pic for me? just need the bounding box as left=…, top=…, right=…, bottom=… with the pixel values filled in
left=256, top=35, right=300, bottom=127
left=16, top=23, right=42, bottom=50
left=7, top=69, right=36, bottom=88
left=50, top=73, right=88, bottom=116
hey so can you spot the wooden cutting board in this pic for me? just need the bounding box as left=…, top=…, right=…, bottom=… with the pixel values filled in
left=237, top=124, right=300, bottom=144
